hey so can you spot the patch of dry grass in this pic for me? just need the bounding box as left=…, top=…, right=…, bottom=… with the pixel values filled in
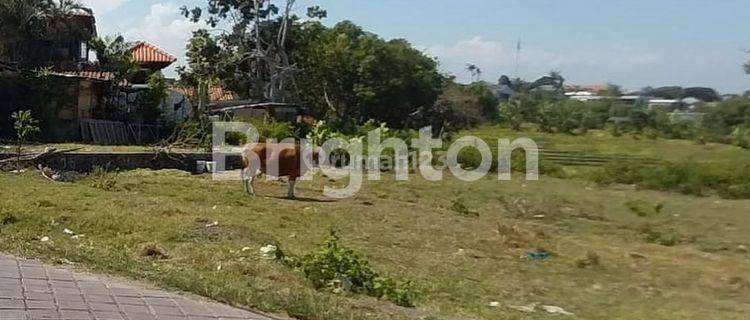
left=0, top=169, right=749, bottom=319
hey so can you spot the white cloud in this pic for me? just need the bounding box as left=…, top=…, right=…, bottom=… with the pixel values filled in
left=124, top=2, right=208, bottom=78
left=423, top=36, right=561, bottom=82
left=423, top=36, right=661, bottom=85
left=81, top=0, right=129, bottom=15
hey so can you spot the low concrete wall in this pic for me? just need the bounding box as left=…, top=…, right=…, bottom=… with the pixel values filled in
left=0, top=152, right=243, bottom=173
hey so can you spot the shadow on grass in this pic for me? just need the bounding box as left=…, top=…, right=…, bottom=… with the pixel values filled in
left=268, top=196, right=338, bottom=203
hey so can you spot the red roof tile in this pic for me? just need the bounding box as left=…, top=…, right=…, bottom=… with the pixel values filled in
left=129, top=42, right=177, bottom=66
left=49, top=69, right=129, bottom=86
left=171, top=86, right=238, bottom=103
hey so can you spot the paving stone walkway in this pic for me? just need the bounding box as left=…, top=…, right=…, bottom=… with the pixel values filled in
left=0, top=254, right=275, bottom=320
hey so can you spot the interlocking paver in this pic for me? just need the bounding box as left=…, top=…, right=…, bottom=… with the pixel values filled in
left=0, top=254, right=278, bottom=320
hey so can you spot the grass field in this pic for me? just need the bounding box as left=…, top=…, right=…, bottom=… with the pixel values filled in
left=462, top=126, right=750, bottom=164
left=1, top=164, right=749, bottom=319
left=1, top=126, right=749, bottom=319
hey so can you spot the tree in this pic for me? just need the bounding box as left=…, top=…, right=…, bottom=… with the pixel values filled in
left=177, top=29, right=223, bottom=119
left=138, top=72, right=169, bottom=124
left=601, top=83, right=623, bottom=97
left=181, top=0, right=303, bottom=103
left=683, top=87, right=720, bottom=102
left=466, top=64, right=482, bottom=82
left=296, top=24, right=443, bottom=128
left=499, top=99, right=524, bottom=131
left=88, top=35, right=138, bottom=119
left=650, top=86, right=683, bottom=99
left=0, top=0, right=89, bottom=67
left=11, top=109, right=40, bottom=169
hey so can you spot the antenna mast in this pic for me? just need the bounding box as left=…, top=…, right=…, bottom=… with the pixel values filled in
left=515, top=38, right=522, bottom=78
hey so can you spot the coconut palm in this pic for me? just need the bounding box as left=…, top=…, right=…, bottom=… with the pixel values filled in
left=466, top=63, right=480, bottom=82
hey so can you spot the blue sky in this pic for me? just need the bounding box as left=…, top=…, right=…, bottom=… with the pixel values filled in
left=83, top=0, right=750, bottom=93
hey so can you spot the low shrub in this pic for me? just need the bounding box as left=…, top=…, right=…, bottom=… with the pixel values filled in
left=88, top=166, right=118, bottom=191
left=453, top=148, right=565, bottom=178
left=1, top=212, right=19, bottom=226
left=449, top=197, right=477, bottom=217
left=640, top=224, right=681, bottom=247
left=589, top=161, right=750, bottom=199
left=302, top=230, right=417, bottom=307
left=625, top=200, right=664, bottom=217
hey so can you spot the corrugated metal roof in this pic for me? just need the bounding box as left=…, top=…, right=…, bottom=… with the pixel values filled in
left=129, top=42, right=177, bottom=65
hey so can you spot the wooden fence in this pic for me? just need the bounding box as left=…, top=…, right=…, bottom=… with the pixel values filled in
left=80, top=118, right=161, bottom=145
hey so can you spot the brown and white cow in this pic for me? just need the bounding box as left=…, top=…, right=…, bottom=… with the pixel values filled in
left=240, top=143, right=318, bottom=198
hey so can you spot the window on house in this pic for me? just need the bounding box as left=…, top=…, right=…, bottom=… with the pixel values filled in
left=80, top=42, right=88, bottom=61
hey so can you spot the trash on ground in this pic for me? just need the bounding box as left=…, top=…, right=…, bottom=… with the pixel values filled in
left=526, top=249, right=550, bottom=260
left=260, top=245, right=278, bottom=260
left=40, top=236, right=50, bottom=242
left=63, top=228, right=74, bottom=235
left=205, top=221, right=219, bottom=228
left=507, top=302, right=537, bottom=313
left=488, top=301, right=500, bottom=307
left=540, top=305, right=575, bottom=316
left=507, top=303, right=573, bottom=316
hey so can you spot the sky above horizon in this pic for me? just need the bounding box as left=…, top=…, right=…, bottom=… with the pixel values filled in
left=82, top=0, right=750, bottom=94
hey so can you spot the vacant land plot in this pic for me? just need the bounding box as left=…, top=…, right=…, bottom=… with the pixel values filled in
left=1, top=166, right=749, bottom=320
left=463, top=126, right=750, bottom=164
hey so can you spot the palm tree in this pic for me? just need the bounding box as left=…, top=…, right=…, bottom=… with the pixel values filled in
left=465, top=63, right=484, bottom=82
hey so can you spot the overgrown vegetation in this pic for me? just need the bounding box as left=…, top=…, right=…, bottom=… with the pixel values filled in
left=301, top=230, right=417, bottom=307
left=88, top=166, right=118, bottom=191
left=1, top=166, right=749, bottom=319
left=590, top=161, right=750, bottom=199
left=10, top=109, right=40, bottom=169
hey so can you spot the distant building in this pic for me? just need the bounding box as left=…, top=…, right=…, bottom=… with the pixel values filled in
left=647, top=99, right=680, bottom=111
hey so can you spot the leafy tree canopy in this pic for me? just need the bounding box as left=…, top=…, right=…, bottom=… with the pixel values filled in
left=179, top=1, right=445, bottom=129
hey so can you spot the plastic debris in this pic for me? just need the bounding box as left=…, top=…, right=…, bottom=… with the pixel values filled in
left=526, top=250, right=550, bottom=260
left=507, top=302, right=537, bottom=313
left=488, top=301, right=500, bottom=307
left=40, top=236, right=50, bottom=242
left=63, top=228, right=74, bottom=235
left=541, top=305, right=574, bottom=316
left=241, top=246, right=252, bottom=252
left=260, top=245, right=278, bottom=260
left=205, top=221, right=219, bottom=228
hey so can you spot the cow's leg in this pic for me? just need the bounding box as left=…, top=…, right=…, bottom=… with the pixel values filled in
left=248, top=173, right=257, bottom=196
left=241, top=167, right=250, bottom=194
left=241, top=166, right=258, bottom=196
left=287, top=177, right=297, bottom=199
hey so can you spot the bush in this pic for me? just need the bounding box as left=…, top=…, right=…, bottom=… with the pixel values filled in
left=89, top=166, right=118, bottom=191
left=590, top=161, right=750, bottom=199
left=302, top=230, right=417, bottom=307
left=452, top=147, right=565, bottom=178
left=450, top=197, right=477, bottom=217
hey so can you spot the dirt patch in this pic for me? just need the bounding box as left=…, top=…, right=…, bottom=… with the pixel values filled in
left=183, top=219, right=248, bottom=242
